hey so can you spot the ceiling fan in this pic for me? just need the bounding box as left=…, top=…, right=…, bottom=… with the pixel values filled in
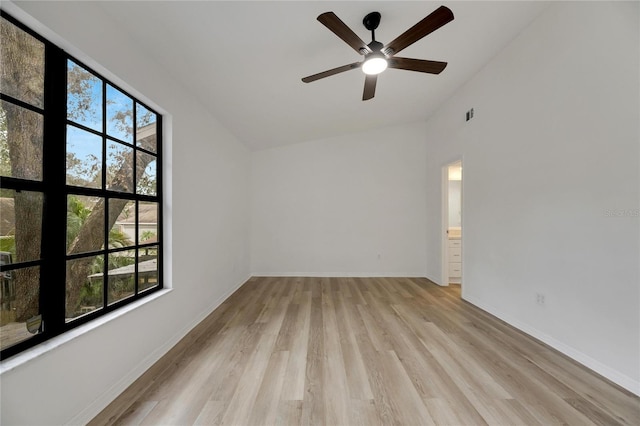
left=301, top=6, right=454, bottom=101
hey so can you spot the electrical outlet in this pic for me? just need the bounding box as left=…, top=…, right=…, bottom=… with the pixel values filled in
left=536, top=293, right=546, bottom=305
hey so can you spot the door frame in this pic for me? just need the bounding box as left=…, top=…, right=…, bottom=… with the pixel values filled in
left=442, top=159, right=463, bottom=287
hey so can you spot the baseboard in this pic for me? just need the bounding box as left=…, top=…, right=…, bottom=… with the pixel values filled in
left=250, top=272, right=427, bottom=278
left=67, top=274, right=251, bottom=425
left=424, top=274, right=445, bottom=286
left=463, top=294, right=640, bottom=397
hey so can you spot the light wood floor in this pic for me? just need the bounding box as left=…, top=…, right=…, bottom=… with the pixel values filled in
left=90, top=277, right=640, bottom=425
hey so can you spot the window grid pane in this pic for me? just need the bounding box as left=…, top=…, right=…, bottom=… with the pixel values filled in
left=109, top=199, right=136, bottom=249
left=1, top=190, right=43, bottom=264
left=66, top=195, right=105, bottom=255
left=136, top=103, right=157, bottom=153
left=106, top=84, right=133, bottom=143
left=106, top=140, right=134, bottom=192
left=66, top=125, right=103, bottom=188
left=136, top=151, right=157, bottom=196
left=67, top=60, right=103, bottom=132
left=107, top=249, right=135, bottom=305
left=0, top=101, right=44, bottom=181
left=0, top=17, right=44, bottom=108
left=66, top=255, right=104, bottom=320
left=0, top=266, right=41, bottom=351
left=138, top=246, right=158, bottom=293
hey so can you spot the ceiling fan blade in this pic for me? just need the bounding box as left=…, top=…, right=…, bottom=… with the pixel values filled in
left=317, top=12, right=372, bottom=55
left=362, top=74, right=377, bottom=101
left=301, top=62, right=362, bottom=83
left=383, top=6, right=454, bottom=56
left=388, top=57, right=447, bottom=74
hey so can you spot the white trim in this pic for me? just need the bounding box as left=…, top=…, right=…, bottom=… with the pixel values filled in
left=463, top=294, right=640, bottom=397
left=250, top=272, right=428, bottom=278
left=65, top=274, right=251, bottom=426
left=424, top=274, right=444, bottom=286
left=441, top=163, right=450, bottom=286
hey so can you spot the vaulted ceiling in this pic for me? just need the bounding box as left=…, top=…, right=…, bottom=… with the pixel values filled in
left=25, top=1, right=551, bottom=150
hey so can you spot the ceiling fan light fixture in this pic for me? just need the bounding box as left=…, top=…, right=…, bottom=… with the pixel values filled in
left=362, top=54, right=387, bottom=75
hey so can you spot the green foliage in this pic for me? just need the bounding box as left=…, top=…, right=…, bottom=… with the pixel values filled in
left=67, top=195, right=134, bottom=250
left=65, top=195, right=137, bottom=316
left=0, top=236, right=15, bottom=255
left=77, top=279, right=102, bottom=310
left=108, top=229, right=133, bottom=249
left=66, top=195, right=91, bottom=248
left=140, top=230, right=156, bottom=242
left=72, top=252, right=137, bottom=316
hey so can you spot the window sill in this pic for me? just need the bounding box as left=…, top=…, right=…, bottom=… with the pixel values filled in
left=0, top=288, right=172, bottom=375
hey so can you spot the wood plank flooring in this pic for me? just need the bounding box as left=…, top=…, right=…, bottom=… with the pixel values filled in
left=89, top=277, right=640, bottom=425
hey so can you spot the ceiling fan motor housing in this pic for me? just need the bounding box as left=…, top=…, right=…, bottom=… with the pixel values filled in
left=367, top=40, right=384, bottom=53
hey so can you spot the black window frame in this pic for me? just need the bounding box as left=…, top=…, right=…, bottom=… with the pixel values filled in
left=0, top=11, right=163, bottom=360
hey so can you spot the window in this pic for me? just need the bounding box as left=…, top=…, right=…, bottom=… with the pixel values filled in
left=0, top=13, right=163, bottom=359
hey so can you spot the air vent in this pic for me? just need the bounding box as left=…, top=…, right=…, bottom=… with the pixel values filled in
left=465, top=108, right=474, bottom=122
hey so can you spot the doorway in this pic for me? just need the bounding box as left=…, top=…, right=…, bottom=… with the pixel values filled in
left=443, top=160, right=462, bottom=287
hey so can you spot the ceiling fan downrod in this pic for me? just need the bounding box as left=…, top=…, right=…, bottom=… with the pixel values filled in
left=363, top=12, right=382, bottom=52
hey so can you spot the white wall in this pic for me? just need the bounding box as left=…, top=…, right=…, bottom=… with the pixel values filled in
left=251, top=122, right=428, bottom=277
left=424, top=1, right=639, bottom=394
left=0, top=2, right=251, bottom=424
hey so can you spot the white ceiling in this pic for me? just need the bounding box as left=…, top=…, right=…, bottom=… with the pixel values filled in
left=92, top=1, right=550, bottom=151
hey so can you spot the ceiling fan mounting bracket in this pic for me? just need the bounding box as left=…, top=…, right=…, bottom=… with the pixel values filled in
left=363, top=12, right=381, bottom=31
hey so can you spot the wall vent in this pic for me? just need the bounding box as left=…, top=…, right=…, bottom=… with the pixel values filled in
left=465, top=108, right=474, bottom=121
